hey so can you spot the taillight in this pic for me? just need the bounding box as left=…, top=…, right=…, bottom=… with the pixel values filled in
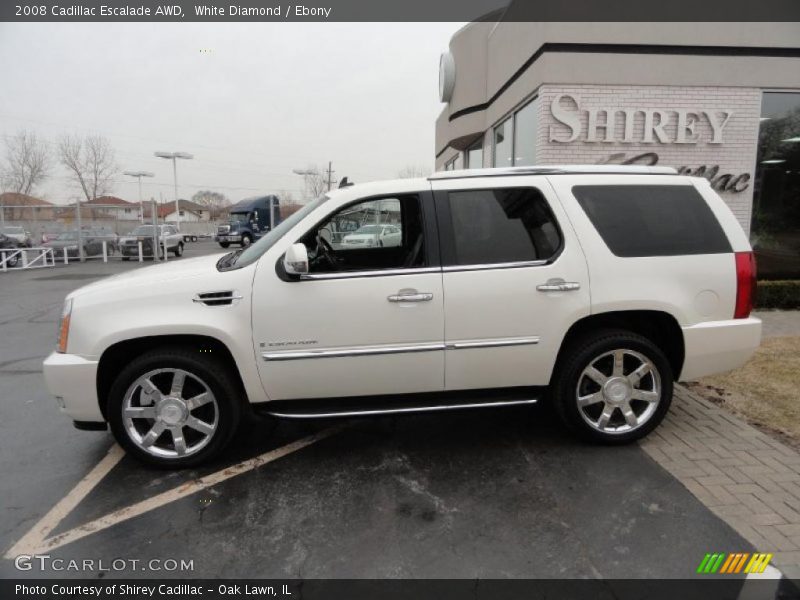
left=734, top=251, right=756, bottom=319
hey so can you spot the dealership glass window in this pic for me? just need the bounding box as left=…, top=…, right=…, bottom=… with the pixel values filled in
left=466, top=140, right=483, bottom=169
left=446, top=187, right=562, bottom=265
left=492, top=118, right=513, bottom=167
left=444, top=154, right=461, bottom=171
left=513, top=98, right=538, bottom=166
left=752, top=92, right=800, bottom=279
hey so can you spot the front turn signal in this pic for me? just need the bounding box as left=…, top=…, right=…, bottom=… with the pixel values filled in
left=57, top=298, right=73, bottom=353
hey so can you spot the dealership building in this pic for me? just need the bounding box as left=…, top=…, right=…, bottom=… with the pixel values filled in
left=435, top=22, right=800, bottom=278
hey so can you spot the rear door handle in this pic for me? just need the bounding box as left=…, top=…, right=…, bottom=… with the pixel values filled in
left=536, top=278, right=581, bottom=292
left=387, top=292, right=433, bottom=303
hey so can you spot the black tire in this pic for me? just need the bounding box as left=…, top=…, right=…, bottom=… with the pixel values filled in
left=4, top=252, right=19, bottom=268
left=107, top=347, right=242, bottom=468
left=241, top=234, right=252, bottom=247
left=174, top=243, right=184, bottom=257
left=219, top=242, right=230, bottom=249
left=551, top=329, right=673, bottom=444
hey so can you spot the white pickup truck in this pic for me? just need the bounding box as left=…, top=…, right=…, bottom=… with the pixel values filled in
left=44, top=166, right=761, bottom=467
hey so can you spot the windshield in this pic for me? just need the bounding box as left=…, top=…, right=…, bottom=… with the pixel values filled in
left=131, top=226, right=154, bottom=235
left=229, top=195, right=328, bottom=269
left=2, top=227, right=23, bottom=234
left=56, top=232, right=77, bottom=240
left=353, top=225, right=383, bottom=234
left=229, top=213, right=249, bottom=223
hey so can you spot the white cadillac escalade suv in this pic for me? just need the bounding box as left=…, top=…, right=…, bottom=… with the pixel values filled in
left=43, top=166, right=761, bottom=468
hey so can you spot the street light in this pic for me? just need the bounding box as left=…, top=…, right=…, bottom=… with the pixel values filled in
left=154, top=151, right=193, bottom=230
left=123, top=171, right=155, bottom=223
left=292, top=168, right=316, bottom=202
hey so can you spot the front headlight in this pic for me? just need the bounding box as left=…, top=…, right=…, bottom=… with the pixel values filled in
left=57, top=298, right=73, bottom=353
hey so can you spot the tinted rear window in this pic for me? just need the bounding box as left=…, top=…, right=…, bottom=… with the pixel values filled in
left=572, top=185, right=731, bottom=257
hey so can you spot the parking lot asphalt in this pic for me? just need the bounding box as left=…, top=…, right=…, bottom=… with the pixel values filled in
left=0, top=241, right=753, bottom=579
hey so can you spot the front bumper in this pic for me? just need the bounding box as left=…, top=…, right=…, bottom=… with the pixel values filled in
left=679, top=317, right=762, bottom=381
left=216, top=234, right=242, bottom=242
left=43, top=352, right=104, bottom=422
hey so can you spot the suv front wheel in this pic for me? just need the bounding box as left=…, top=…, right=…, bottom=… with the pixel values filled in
left=552, top=330, right=673, bottom=444
left=107, top=348, right=241, bottom=468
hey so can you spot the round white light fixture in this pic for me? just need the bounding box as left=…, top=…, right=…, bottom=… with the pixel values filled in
left=439, top=52, right=456, bottom=103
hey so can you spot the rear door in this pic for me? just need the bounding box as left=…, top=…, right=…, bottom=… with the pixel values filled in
left=547, top=174, right=737, bottom=326
left=430, top=175, right=591, bottom=391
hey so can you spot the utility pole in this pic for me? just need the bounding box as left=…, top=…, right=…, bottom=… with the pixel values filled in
left=325, top=161, right=335, bottom=191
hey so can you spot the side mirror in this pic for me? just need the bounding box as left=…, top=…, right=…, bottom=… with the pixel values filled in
left=283, top=242, right=309, bottom=276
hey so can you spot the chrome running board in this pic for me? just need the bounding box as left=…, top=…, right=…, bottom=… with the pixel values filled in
left=265, top=397, right=538, bottom=419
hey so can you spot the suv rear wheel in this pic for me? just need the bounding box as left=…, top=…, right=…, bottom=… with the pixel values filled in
left=174, top=242, right=184, bottom=257
left=552, top=330, right=672, bottom=444
left=107, top=348, right=241, bottom=468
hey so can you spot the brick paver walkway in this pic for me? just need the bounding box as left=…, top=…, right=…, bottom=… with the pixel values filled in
left=640, top=384, right=800, bottom=579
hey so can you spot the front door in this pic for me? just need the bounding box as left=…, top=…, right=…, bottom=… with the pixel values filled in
left=430, top=176, right=591, bottom=391
left=252, top=191, right=445, bottom=401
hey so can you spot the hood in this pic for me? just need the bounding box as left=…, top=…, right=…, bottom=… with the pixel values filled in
left=69, top=252, right=228, bottom=298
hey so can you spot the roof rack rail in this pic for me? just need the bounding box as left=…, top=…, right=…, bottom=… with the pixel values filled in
left=428, top=165, right=678, bottom=180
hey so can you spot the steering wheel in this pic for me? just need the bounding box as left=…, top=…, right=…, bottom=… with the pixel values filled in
left=315, top=233, right=341, bottom=270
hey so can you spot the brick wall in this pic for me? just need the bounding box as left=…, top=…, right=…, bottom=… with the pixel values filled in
left=534, top=84, right=762, bottom=234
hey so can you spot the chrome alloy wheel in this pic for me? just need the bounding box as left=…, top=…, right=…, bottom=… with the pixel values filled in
left=576, top=349, right=661, bottom=435
left=122, top=368, right=219, bottom=459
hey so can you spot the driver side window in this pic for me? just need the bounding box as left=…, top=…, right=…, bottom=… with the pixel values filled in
left=301, top=195, right=426, bottom=273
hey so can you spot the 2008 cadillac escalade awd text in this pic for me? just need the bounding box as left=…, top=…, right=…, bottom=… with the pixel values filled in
left=43, top=166, right=762, bottom=467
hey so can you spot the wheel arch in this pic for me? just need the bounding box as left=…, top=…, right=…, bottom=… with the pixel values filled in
left=96, top=334, right=248, bottom=420
left=551, top=310, right=685, bottom=384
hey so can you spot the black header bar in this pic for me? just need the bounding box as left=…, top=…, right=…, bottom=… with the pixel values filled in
left=2, top=0, right=800, bottom=22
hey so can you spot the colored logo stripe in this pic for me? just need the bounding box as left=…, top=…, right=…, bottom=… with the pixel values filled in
left=697, top=553, right=773, bottom=574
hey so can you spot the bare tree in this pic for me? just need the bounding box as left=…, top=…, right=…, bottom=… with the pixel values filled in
left=192, top=190, right=229, bottom=212
left=397, top=164, right=431, bottom=179
left=1, top=130, right=51, bottom=195
left=58, top=134, right=119, bottom=201
left=277, top=189, right=303, bottom=218
left=298, top=165, right=330, bottom=200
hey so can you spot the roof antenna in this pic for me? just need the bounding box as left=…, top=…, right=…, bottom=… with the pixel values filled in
left=338, top=177, right=353, bottom=188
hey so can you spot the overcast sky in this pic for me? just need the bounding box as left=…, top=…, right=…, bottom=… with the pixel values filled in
left=0, top=22, right=463, bottom=205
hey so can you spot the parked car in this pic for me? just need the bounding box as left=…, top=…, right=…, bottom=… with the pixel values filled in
left=43, top=165, right=761, bottom=468
left=341, top=224, right=402, bottom=248
left=43, top=230, right=105, bottom=258
left=0, top=232, right=26, bottom=267
left=119, top=224, right=184, bottom=260
left=87, top=228, right=119, bottom=254
left=1, top=226, right=32, bottom=247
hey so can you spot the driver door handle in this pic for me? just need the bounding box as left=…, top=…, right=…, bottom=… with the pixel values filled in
left=536, top=278, right=581, bottom=292
left=387, top=292, right=433, bottom=303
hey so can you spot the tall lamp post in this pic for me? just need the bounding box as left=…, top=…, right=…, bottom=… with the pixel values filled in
left=123, top=170, right=155, bottom=223
left=154, top=151, right=193, bottom=230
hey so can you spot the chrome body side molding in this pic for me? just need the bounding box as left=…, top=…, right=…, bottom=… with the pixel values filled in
left=265, top=397, right=539, bottom=419
left=262, top=337, right=540, bottom=361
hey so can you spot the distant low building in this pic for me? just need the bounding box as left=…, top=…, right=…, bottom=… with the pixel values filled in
left=84, top=196, right=140, bottom=221
left=142, top=199, right=211, bottom=223
left=0, top=192, right=56, bottom=220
